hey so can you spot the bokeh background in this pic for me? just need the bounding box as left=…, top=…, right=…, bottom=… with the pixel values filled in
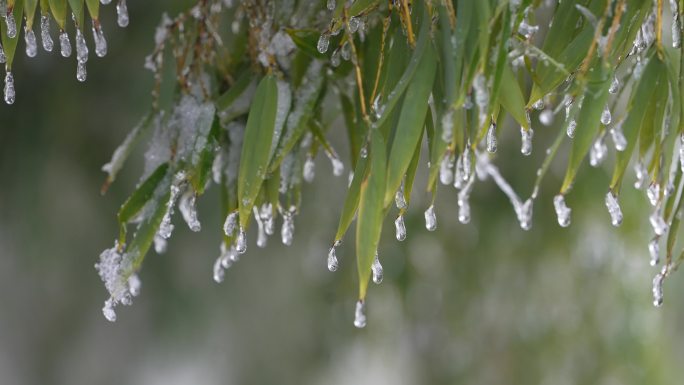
left=2, top=1, right=684, bottom=384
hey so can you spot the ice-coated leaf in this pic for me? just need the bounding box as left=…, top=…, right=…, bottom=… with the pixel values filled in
left=238, top=74, right=278, bottom=228
left=117, top=163, right=169, bottom=244
left=101, top=112, right=154, bottom=192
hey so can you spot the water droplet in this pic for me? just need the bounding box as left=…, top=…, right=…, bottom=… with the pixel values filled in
left=600, top=105, right=612, bottom=125
left=24, top=26, right=37, bottom=57
left=609, top=76, right=619, bottom=94
left=75, top=28, right=89, bottom=63
left=4, top=11, right=17, bottom=39
left=461, top=146, right=471, bottom=182
left=317, top=32, right=330, bottom=53
left=539, top=109, right=554, bottom=126
left=516, top=198, right=533, bottom=230
left=458, top=193, right=471, bottom=224
left=41, top=15, right=53, bottom=52
left=327, top=243, right=339, bottom=272
left=330, top=47, right=341, bottom=67
left=76, top=60, right=87, bottom=82
left=59, top=30, right=72, bottom=57
left=486, top=122, right=497, bottom=153
left=395, top=215, right=406, bottom=241
left=353, top=300, right=367, bottom=328
left=254, top=207, right=267, bottom=248
left=610, top=125, right=627, bottom=151
left=634, top=161, right=648, bottom=189
left=154, top=234, right=167, bottom=254
left=424, top=204, right=437, bottom=231
left=520, top=127, right=533, bottom=156
left=604, top=191, right=623, bottom=227
left=553, top=194, right=571, bottom=227
left=236, top=226, right=247, bottom=253
left=372, top=252, right=383, bottom=284
left=649, top=237, right=660, bottom=266
left=223, top=211, right=238, bottom=236
left=117, top=0, right=129, bottom=27
left=281, top=208, right=295, bottom=246
left=652, top=268, right=665, bottom=307
left=179, top=191, right=201, bottom=231
left=647, top=183, right=660, bottom=206
left=102, top=299, right=117, bottom=322
left=327, top=0, right=336, bottom=11
left=303, top=155, right=315, bottom=182
left=566, top=120, right=577, bottom=138
left=128, top=274, right=141, bottom=297
left=4, top=71, right=15, bottom=105
left=439, top=153, right=454, bottom=185
left=395, top=181, right=407, bottom=210
left=348, top=16, right=360, bottom=33
left=649, top=209, right=668, bottom=236
left=330, top=156, right=344, bottom=176
left=589, top=136, right=607, bottom=167
left=340, top=41, right=351, bottom=61
left=93, top=22, right=108, bottom=57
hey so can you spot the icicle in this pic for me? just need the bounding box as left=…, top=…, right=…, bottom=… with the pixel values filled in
left=553, top=194, right=571, bottom=227
left=566, top=119, right=577, bottom=138
left=609, top=76, right=619, bottom=94
left=395, top=181, right=407, bottom=210
left=128, top=274, right=141, bottom=297
left=539, top=109, right=554, bottom=126
left=652, top=267, right=665, bottom=307
left=253, top=207, right=267, bottom=248
left=395, top=215, right=406, bottom=241
left=327, top=0, right=336, bottom=11
left=486, top=122, right=497, bottom=153
left=353, top=300, right=367, bottom=328
left=649, top=209, right=668, bottom=236
left=179, top=191, right=201, bottom=231
left=281, top=208, right=294, bottom=246
left=330, top=156, right=344, bottom=176
left=604, top=191, right=623, bottom=227
left=93, top=22, right=107, bottom=57
left=634, top=161, right=648, bottom=189
left=303, top=155, right=315, bottom=182
left=4, top=71, right=15, bottom=105
left=317, top=32, right=330, bottom=53
left=154, top=234, right=167, bottom=254
left=76, top=60, right=87, bottom=82
left=439, top=153, right=454, bottom=185
left=24, top=26, right=37, bottom=57
left=600, top=105, right=612, bottom=125
left=516, top=198, right=533, bottom=230
left=348, top=17, right=360, bottom=33
left=41, top=15, right=53, bottom=52
left=260, top=204, right=275, bottom=236
left=647, top=183, right=660, bottom=206
left=117, top=0, right=129, bottom=28
left=520, top=127, right=533, bottom=156
left=59, top=30, right=72, bottom=57
left=157, top=183, right=181, bottom=239
left=213, top=256, right=226, bottom=283
left=461, top=146, right=472, bottom=182
left=453, top=155, right=465, bottom=189
left=424, top=204, right=437, bottom=231
left=102, top=299, right=117, bottom=322
left=236, top=226, right=247, bottom=253
left=340, top=41, right=351, bottom=61
left=610, top=124, right=627, bottom=151
left=371, top=252, right=383, bottom=284
left=457, top=178, right=474, bottom=224
left=75, top=29, right=88, bottom=63
left=649, top=237, right=660, bottom=267
left=223, top=211, right=238, bottom=236
left=4, top=10, right=16, bottom=39
left=589, top=135, right=607, bottom=167
left=327, top=242, right=339, bottom=272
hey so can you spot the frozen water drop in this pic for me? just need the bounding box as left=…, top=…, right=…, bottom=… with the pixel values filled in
left=605, top=191, right=623, bottom=227
left=330, top=156, right=344, bottom=176
left=353, top=300, right=366, bottom=328
left=117, top=0, right=129, bottom=27
left=520, top=127, right=533, bottom=156
left=610, top=125, right=627, bottom=151
left=40, top=15, right=53, bottom=52
left=395, top=215, right=406, bottom=241
left=75, top=28, right=88, bottom=63
left=395, top=182, right=407, bottom=210
left=330, top=47, right=341, bottom=67
left=0, top=42, right=5, bottom=63
left=4, top=71, right=15, bottom=105
left=101, top=0, right=112, bottom=4
left=223, top=211, right=238, bottom=236
left=327, top=244, right=339, bottom=272
left=24, top=26, right=37, bottom=57
left=179, top=191, right=201, bottom=231
left=372, top=252, right=383, bottom=284
left=76, top=60, right=87, bottom=82
left=281, top=209, right=294, bottom=246
left=128, top=274, right=141, bottom=297
left=439, top=153, right=454, bottom=185
left=348, top=16, right=360, bottom=33
left=566, top=119, right=577, bottom=138
left=254, top=207, right=267, bottom=248
left=486, top=122, right=497, bottom=153
left=102, top=299, right=117, bottom=322
left=553, top=194, right=571, bottom=227
left=516, top=198, right=533, bottom=230
left=340, top=41, right=351, bottom=61
left=458, top=194, right=470, bottom=224
left=539, top=109, right=554, bottom=126
left=303, top=155, right=315, bottom=182
left=424, top=204, right=437, bottom=231
left=59, top=31, right=72, bottom=57
left=649, top=237, right=660, bottom=266
left=236, top=227, right=247, bottom=253
left=213, top=257, right=225, bottom=283
left=673, top=17, right=681, bottom=48
left=634, top=162, right=648, bottom=189
left=327, top=0, right=336, bottom=11
left=647, top=183, right=660, bottom=206
left=589, top=136, right=607, bottom=167
left=609, top=76, right=619, bottom=94
left=154, top=234, right=167, bottom=254
left=652, top=268, right=665, bottom=307
left=317, top=32, right=329, bottom=53
left=600, top=105, right=612, bottom=125
left=649, top=209, right=668, bottom=236
left=93, top=23, right=108, bottom=57
left=5, top=12, right=16, bottom=39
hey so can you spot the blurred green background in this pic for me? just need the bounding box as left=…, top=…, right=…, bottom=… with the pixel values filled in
left=2, top=2, right=684, bottom=384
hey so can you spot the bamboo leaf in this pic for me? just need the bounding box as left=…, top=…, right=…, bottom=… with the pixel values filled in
left=101, top=112, right=154, bottom=192
left=48, top=0, right=67, bottom=28
left=1, top=0, right=24, bottom=68
left=66, top=0, right=83, bottom=28
left=24, top=0, right=37, bottom=28
left=334, top=151, right=368, bottom=242
left=117, top=163, right=170, bottom=244
left=499, top=63, right=530, bottom=129
left=238, top=74, right=278, bottom=228
left=84, top=0, right=97, bottom=20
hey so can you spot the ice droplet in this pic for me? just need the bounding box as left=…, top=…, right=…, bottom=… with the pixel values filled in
left=281, top=208, right=295, bottom=246
left=179, top=191, right=201, bottom=232
left=652, top=267, right=665, bottom=307
left=600, top=105, right=612, bottom=125
left=486, top=122, right=497, bottom=153
left=371, top=252, right=383, bottom=284
left=75, top=28, right=88, bottom=63
left=59, top=30, right=72, bottom=57
left=439, top=153, right=454, bottom=185
left=128, top=274, right=141, bottom=297
left=330, top=47, right=341, bottom=67
left=316, top=32, right=329, bottom=53
left=93, top=22, right=108, bottom=57
left=395, top=181, right=407, bottom=210
left=553, top=194, right=571, bottom=227
left=154, top=234, right=167, bottom=254
left=253, top=207, right=267, bottom=248
left=395, top=215, right=406, bottom=241
left=520, top=127, right=533, bottom=156
left=649, top=209, right=668, bottom=236
left=353, top=300, right=367, bottom=328
left=76, top=60, right=87, bottom=82
left=424, top=204, right=437, bottom=231
left=41, top=15, right=53, bottom=52
left=0, top=42, right=6, bottom=63
left=303, top=155, right=315, bottom=182
left=647, top=183, right=660, bottom=206
left=589, top=136, right=607, bottom=167
left=327, top=243, right=339, bottom=272
left=604, top=191, right=623, bottom=227
left=24, top=26, right=37, bottom=57
left=566, top=119, right=577, bottom=138
left=101, top=0, right=112, bottom=4
left=213, top=256, right=226, bottom=283
left=516, top=198, right=533, bottom=230
left=117, top=0, right=129, bottom=27
left=532, top=99, right=544, bottom=110
left=330, top=156, right=344, bottom=176
left=4, top=71, right=15, bottom=105
left=673, top=17, right=682, bottom=48
left=236, top=226, right=247, bottom=253
left=649, top=237, right=660, bottom=266
left=158, top=183, right=181, bottom=239
left=634, top=162, right=648, bottom=189
left=610, top=124, right=627, bottom=151
left=348, top=17, right=360, bottom=33
left=223, top=211, right=238, bottom=236
left=102, top=299, right=117, bottom=322
left=539, top=109, right=554, bottom=126
left=260, top=204, right=275, bottom=235
left=609, top=76, right=619, bottom=94
left=4, top=11, right=16, bottom=39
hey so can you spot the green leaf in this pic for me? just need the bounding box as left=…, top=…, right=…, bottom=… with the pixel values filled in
left=356, top=128, right=386, bottom=301
left=84, top=0, right=97, bottom=20
left=101, top=112, right=154, bottom=192
left=216, top=70, right=257, bottom=121
left=66, top=0, right=83, bottom=28
left=334, top=151, right=368, bottom=242
left=189, top=113, right=219, bottom=195
left=1, top=0, right=24, bottom=69
left=238, top=74, right=278, bottom=228
left=384, top=42, right=436, bottom=207
left=48, top=0, right=67, bottom=28
left=24, top=0, right=37, bottom=28
left=498, top=63, right=529, bottom=129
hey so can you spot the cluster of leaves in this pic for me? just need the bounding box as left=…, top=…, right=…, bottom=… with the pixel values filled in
left=86, top=0, right=684, bottom=322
